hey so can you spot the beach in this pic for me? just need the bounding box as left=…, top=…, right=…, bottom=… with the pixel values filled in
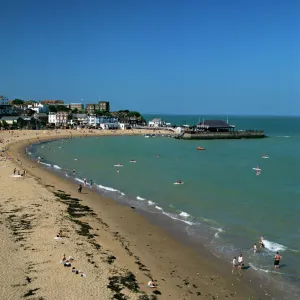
left=1, top=129, right=270, bottom=299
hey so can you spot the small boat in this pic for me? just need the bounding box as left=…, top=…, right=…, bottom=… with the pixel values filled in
left=197, top=146, right=205, bottom=151
left=130, top=160, right=136, bottom=163
left=144, top=134, right=151, bottom=138
left=114, top=164, right=123, bottom=167
left=261, top=155, right=269, bottom=159
left=174, top=180, right=184, bottom=185
left=252, top=167, right=261, bottom=171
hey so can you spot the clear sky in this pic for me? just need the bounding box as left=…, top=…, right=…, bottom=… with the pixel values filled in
left=1, top=0, right=299, bottom=115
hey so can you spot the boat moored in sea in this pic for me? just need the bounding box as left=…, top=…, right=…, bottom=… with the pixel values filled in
left=144, top=134, right=151, bottom=138
left=197, top=146, right=205, bottom=150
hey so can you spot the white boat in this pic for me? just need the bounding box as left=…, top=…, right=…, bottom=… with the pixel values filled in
left=114, top=164, right=123, bottom=167
left=144, top=134, right=151, bottom=138
left=252, top=167, right=261, bottom=171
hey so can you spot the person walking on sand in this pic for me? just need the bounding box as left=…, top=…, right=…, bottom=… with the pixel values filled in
left=78, top=184, right=82, bottom=193
left=90, top=179, right=93, bottom=188
left=274, top=252, right=282, bottom=269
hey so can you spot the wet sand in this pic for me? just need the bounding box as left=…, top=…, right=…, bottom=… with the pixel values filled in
left=0, top=129, right=266, bottom=299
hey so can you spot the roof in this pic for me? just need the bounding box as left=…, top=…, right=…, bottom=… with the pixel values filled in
left=72, top=113, right=87, bottom=118
left=200, top=120, right=231, bottom=128
left=0, top=116, right=22, bottom=121
left=35, top=113, right=48, bottom=117
left=150, top=118, right=162, bottom=122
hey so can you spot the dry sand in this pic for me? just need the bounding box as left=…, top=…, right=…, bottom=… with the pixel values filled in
left=0, top=129, right=265, bottom=299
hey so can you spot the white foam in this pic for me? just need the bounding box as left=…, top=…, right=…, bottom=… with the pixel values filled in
left=136, top=196, right=145, bottom=201
left=213, top=228, right=224, bottom=239
left=148, top=200, right=155, bottom=206
left=162, top=212, right=194, bottom=225
left=155, top=206, right=163, bottom=211
left=40, top=162, right=52, bottom=167
left=53, top=165, right=61, bottom=169
left=179, top=211, right=190, bottom=217
left=97, top=184, right=124, bottom=195
left=263, top=239, right=287, bottom=252
left=75, top=178, right=84, bottom=183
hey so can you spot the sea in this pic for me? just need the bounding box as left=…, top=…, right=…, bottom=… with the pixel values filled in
left=28, top=115, right=300, bottom=299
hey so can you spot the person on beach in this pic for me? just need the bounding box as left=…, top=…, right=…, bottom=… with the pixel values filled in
left=232, top=257, right=237, bottom=270
left=238, top=254, right=243, bottom=268
left=84, top=178, right=87, bottom=187
left=253, top=243, right=257, bottom=253
left=78, top=184, right=82, bottom=193
left=13, top=168, right=16, bottom=175
left=274, top=252, right=282, bottom=269
left=90, top=179, right=93, bottom=188
left=147, top=279, right=156, bottom=288
left=259, top=236, right=265, bottom=249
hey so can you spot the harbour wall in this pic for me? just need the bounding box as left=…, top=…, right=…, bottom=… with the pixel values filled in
left=180, top=131, right=267, bottom=140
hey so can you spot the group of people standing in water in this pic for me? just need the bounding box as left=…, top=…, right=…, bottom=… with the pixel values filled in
left=233, top=236, right=283, bottom=272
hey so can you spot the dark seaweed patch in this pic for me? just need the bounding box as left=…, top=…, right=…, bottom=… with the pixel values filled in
left=23, top=288, right=40, bottom=297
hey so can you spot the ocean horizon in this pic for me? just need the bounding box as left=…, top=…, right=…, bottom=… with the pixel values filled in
left=29, top=115, right=300, bottom=299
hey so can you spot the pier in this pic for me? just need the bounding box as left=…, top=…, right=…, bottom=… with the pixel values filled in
left=176, top=130, right=267, bottom=140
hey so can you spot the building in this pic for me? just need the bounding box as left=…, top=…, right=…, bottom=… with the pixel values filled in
left=87, top=116, right=118, bottom=129
left=34, top=113, right=48, bottom=124
left=98, top=101, right=110, bottom=112
left=48, top=112, right=56, bottom=124
left=56, top=111, right=69, bottom=126
left=86, top=104, right=96, bottom=114
left=197, top=120, right=235, bottom=132
left=41, top=100, right=64, bottom=105
left=98, top=116, right=118, bottom=129
left=67, top=103, right=84, bottom=111
left=0, top=96, right=12, bottom=115
left=148, top=118, right=163, bottom=127
left=27, top=103, right=49, bottom=113
left=0, top=116, right=23, bottom=125
left=71, top=113, right=87, bottom=126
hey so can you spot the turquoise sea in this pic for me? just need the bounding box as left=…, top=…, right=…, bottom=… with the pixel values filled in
left=29, top=116, right=300, bottom=299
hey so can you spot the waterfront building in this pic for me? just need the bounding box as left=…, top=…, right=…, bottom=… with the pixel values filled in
left=71, top=113, right=88, bottom=126
left=98, top=116, right=118, bottom=129
left=148, top=118, right=163, bottom=127
left=48, top=112, right=56, bottom=125
left=197, top=120, right=235, bottom=132
left=56, top=111, right=69, bottom=126
left=0, top=116, right=23, bottom=125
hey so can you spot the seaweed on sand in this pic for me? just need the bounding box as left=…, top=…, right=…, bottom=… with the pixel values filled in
left=108, top=272, right=140, bottom=299
left=23, top=288, right=40, bottom=297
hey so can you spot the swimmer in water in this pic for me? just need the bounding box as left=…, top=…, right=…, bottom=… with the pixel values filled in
left=73, top=169, right=76, bottom=174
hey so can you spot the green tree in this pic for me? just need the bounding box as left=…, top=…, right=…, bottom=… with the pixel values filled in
left=12, top=99, right=24, bottom=105
left=49, top=106, right=57, bottom=112
left=56, top=105, right=70, bottom=112
left=1, top=120, right=9, bottom=129
left=72, top=108, right=79, bottom=113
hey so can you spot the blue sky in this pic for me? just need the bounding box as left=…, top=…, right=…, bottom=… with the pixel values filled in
left=1, top=0, right=299, bottom=115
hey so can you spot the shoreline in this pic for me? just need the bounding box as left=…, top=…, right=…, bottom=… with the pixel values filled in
left=2, top=129, right=268, bottom=299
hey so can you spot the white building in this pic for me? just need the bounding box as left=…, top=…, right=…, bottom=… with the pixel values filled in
left=119, top=122, right=130, bottom=130
left=48, top=112, right=56, bottom=124
left=87, top=116, right=119, bottom=129
left=87, top=115, right=97, bottom=127
left=27, top=103, right=49, bottom=113
left=0, top=96, right=12, bottom=115
left=71, top=113, right=87, bottom=126
left=148, top=118, right=163, bottom=127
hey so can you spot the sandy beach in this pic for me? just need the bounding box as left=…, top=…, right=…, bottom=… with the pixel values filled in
left=0, top=129, right=265, bottom=299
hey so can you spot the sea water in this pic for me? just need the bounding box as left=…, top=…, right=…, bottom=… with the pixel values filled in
left=29, top=116, right=300, bottom=299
